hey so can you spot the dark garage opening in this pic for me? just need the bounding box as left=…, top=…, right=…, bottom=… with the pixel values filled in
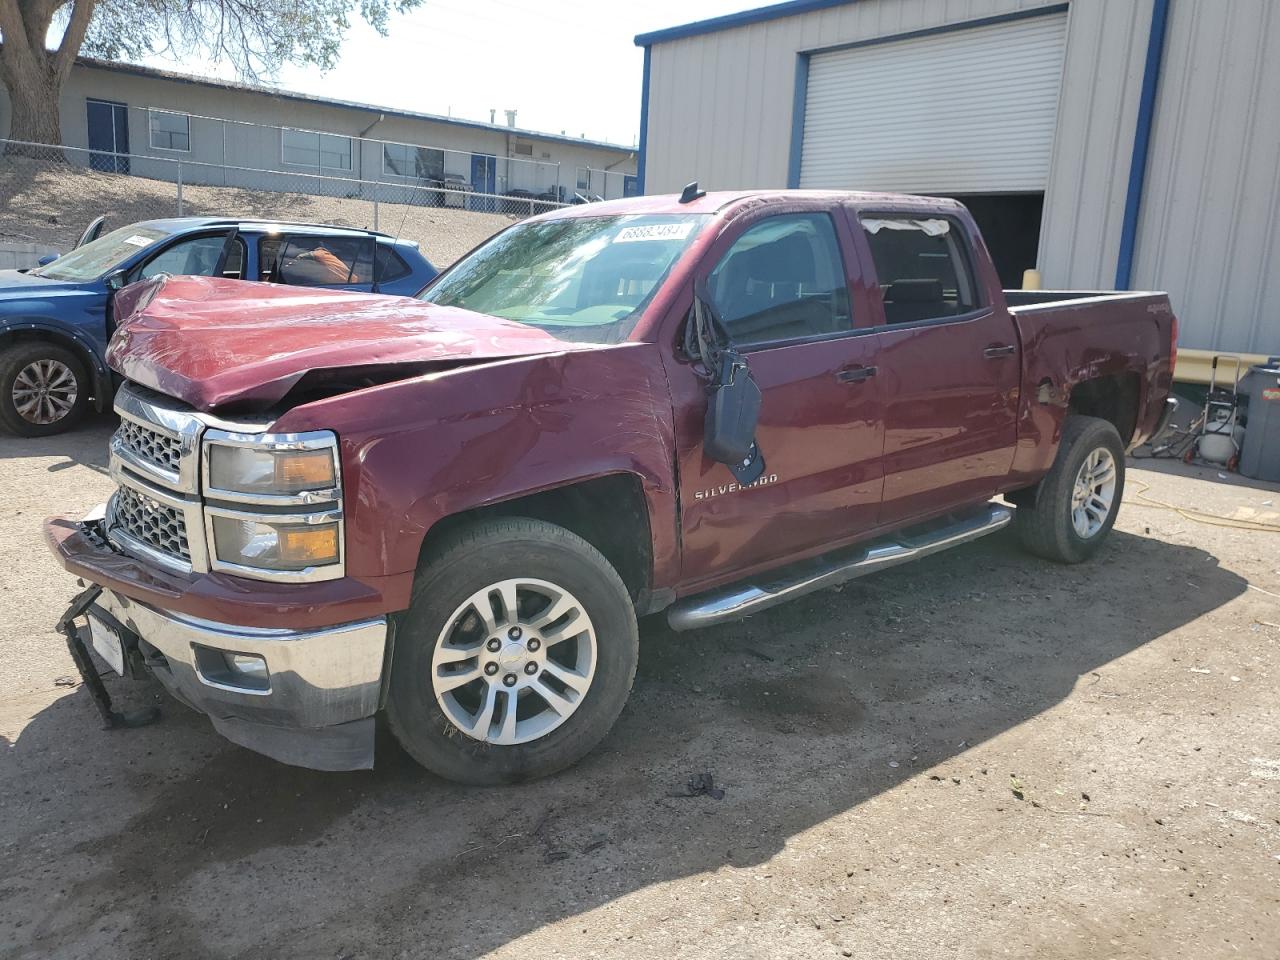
left=943, top=193, right=1044, bottom=290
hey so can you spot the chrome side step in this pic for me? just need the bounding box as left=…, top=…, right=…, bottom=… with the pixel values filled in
left=666, top=503, right=1013, bottom=632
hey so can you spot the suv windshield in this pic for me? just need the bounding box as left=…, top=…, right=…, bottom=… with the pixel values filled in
left=420, top=214, right=709, bottom=342
left=33, top=225, right=167, bottom=282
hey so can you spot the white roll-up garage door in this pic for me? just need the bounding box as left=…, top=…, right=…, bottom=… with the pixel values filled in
left=798, top=12, right=1068, bottom=194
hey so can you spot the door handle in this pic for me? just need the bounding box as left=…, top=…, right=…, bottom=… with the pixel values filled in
left=984, top=344, right=1016, bottom=359
left=835, top=365, right=878, bottom=384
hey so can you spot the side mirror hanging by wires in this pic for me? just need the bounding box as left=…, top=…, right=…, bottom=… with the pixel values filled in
left=688, top=288, right=767, bottom=486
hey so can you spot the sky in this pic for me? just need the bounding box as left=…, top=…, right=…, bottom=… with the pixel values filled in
left=136, top=0, right=755, bottom=147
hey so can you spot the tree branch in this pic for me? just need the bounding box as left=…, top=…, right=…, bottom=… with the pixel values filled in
left=0, top=0, right=33, bottom=61
left=21, top=0, right=60, bottom=51
left=53, top=0, right=96, bottom=79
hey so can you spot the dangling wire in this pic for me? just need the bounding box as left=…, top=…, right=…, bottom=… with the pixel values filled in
left=687, top=295, right=724, bottom=381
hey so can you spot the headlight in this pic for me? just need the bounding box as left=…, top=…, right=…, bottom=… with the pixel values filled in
left=209, top=513, right=341, bottom=571
left=202, top=429, right=344, bottom=582
left=204, top=432, right=339, bottom=501
left=208, top=445, right=336, bottom=494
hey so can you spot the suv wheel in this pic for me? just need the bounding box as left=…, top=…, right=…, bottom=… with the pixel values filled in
left=387, top=517, right=639, bottom=785
left=0, top=343, right=89, bottom=437
left=1014, top=414, right=1126, bottom=563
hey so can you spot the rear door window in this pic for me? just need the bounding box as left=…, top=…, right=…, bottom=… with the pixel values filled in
left=268, top=235, right=374, bottom=288
left=707, top=213, right=852, bottom=347
left=860, top=216, right=978, bottom=325
left=374, top=245, right=412, bottom=284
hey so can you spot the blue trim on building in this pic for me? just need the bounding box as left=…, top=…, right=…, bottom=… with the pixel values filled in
left=786, top=54, right=811, bottom=188
left=637, top=45, right=652, bottom=194
left=785, top=4, right=1069, bottom=188
left=636, top=0, right=858, bottom=47
left=1115, top=0, right=1172, bottom=289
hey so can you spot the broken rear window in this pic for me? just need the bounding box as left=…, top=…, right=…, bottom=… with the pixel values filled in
left=419, top=214, right=709, bottom=343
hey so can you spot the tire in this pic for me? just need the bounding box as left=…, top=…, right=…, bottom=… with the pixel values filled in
left=386, top=517, right=639, bottom=785
left=1015, top=414, right=1126, bottom=564
left=0, top=342, right=89, bottom=437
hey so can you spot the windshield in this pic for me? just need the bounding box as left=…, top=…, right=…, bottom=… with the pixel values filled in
left=33, top=225, right=168, bottom=282
left=420, top=214, right=709, bottom=343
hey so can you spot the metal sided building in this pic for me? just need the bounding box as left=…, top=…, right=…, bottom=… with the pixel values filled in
left=636, top=0, right=1280, bottom=377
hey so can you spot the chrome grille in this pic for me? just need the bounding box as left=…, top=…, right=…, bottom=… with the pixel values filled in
left=104, top=380, right=342, bottom=582
left=110, top=485, right=191, bottom=562
left=116, top=417, right=183, bottom=474
left=108, top=382, right=206, bottom=573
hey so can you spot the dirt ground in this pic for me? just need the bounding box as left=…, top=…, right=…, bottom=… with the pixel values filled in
left=1, top=418, right=1278, bottom=960
left=0, top=157, right=514, bottom=268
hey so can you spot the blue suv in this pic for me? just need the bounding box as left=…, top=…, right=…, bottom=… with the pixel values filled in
left=0, top=218, right=437, bottom=437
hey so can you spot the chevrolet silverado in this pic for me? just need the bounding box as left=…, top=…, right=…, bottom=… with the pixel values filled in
left=45, top=188, right=1177, bottom=784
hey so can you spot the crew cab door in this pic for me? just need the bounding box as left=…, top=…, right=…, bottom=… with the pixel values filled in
left=847, top=209, right=1020, bottom=525
left=667, top=207, right=885, bottom=589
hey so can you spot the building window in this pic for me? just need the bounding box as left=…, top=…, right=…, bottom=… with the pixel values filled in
left=576, top=166, right=591, bottom=191
left=282, top=128, right=353, bottom=170
left=383, top=142, right=445, bottom=181
left=149, top=110, right=190, bottom=152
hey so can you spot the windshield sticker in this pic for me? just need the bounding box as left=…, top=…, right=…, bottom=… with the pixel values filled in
left=613, top=222, right=696, bottom=244
left=122, top=235, right=154, bottom=247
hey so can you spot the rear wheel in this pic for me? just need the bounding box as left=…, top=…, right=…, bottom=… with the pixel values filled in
left=1014, top=415, right=1126, bottom=564
left=387, top=517, right=638, bottom=785
left=0, top=342, right=89, bottom=437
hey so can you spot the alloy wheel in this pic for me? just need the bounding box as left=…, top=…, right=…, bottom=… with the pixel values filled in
left=1070, top=447, right=1117, bottom=538
left=11, top=358, right=78, bottom=425
left=430, top=577, right=597, bottom=745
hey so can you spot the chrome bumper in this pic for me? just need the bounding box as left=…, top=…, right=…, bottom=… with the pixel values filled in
left=95, top=589, right=387, bottom=770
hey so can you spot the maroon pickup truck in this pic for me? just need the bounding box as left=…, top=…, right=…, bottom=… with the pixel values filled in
left=45, top=188, right=1177, bottom=784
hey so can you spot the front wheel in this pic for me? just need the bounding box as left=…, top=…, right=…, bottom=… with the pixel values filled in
left=1014, top=415, right=1126, bottom=564
left=387, top=517, right=639, bottom=785
left=0, top=342, right=89, bottom=437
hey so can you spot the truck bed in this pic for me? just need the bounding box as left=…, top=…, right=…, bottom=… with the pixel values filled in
left=1000, top=288, right=1177, bottom=483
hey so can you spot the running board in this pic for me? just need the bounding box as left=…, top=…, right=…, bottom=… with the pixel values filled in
left=666, top=503, right=1013, bottom=632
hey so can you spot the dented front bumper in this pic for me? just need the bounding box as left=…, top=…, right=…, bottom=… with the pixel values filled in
left=94, top=589, right=387, bottom=770
left=47, top=515, right=390, bottom=771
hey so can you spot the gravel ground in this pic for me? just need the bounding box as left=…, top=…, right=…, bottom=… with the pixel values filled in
left=1, top=422, right=1278, bottom=960
left=0, top=157, right=515, bottom=267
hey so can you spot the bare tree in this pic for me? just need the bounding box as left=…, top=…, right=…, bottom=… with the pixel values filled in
left=0, top=0, right=422, bottom=150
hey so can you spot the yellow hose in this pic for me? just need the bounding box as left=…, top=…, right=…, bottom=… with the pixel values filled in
left=1124, top=478, right=1280, bottom=533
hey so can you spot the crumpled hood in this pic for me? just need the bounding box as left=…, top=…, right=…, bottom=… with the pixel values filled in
left=107, top=275, right=593, bottom=412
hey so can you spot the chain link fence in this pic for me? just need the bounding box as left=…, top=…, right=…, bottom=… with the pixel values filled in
left=137, top=106, right=634, bottom=203
left=1, top=138, right=579, bottom=265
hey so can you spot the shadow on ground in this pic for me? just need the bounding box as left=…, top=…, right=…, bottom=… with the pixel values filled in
left=0, top=412, right=114, bottom=475
left=1, top=527, right=1247, bottom=959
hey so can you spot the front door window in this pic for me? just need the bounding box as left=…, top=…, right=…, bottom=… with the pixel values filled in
left=708, top=213, right=852, bottom=347
left=137, top=234, right=237, bottom=281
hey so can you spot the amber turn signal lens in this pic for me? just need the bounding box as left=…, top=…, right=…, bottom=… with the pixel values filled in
left=279, top=526, right=339, bottom=565
left=275, top=450, right=336, bottom=490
